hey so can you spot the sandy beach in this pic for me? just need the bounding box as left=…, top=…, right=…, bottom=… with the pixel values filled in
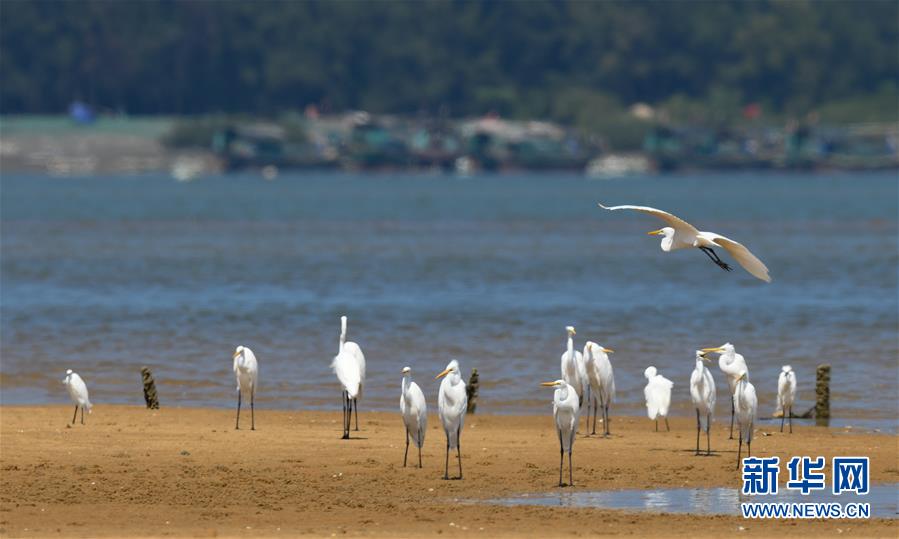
left=0, top=405, right=896, bottom=538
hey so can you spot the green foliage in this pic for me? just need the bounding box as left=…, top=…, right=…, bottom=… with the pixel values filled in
left=1, top=0, right=896, bottom=125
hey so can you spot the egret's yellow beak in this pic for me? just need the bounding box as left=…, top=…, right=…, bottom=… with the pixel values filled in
left=232, top=350, right=240, bottom=359
left=647, top=229, right=664, bottom=236
left=435, top=368, right=452, bottom=380
left=540, top=381, right=558, bottom=387
left=602, top=347, right=614, bottom=354
left=701, top=347, right=725, bottom=353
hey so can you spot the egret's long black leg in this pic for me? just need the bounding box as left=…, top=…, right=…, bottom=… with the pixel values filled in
left=235, top=391, right=242, bottom=430
left=444, top=436, right=450, bottom=480
left=699, top=246, right=732, bottom=271
left=353, top=398, right=359, bottom=431
left=789, top=406, right=793, bottom=434
left=250, top=390, right=255, bottom=431
left=655, top=418, right=658, bottom=432
left=593, top=395, right=600, bottom=435
left=729, top=397, right=735, bottom=439
left=665, top=417, right=670, bottom=432
left=695, top=409, right=701, bottom=455
left=456, top=425, right=463, bottom=479
left=80, top=406, right=85, bottom=425
left=404, top=428, right=410, bottom=467
left=568, top=449, right=573, bottom=487
left=604, top=403, right=611, bottom=436
left=737, top=431, right=742, bottom=470
left=72, top=405, right=78, bottom=425
left=780, top=411, right=785, bottom=432
left=341, top=390, right=350, bottom=439
left=706, top=413, right=712, bottom=455
left=418, top=428, right=423, bottom=468
left=558, top=429, right=564, bottom=487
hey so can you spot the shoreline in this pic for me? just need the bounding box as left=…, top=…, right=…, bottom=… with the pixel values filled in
left=1, top=405, right=896, bottom=537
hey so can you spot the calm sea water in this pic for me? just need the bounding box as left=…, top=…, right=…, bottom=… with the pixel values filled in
left=1, top=171, right=896, bottom=430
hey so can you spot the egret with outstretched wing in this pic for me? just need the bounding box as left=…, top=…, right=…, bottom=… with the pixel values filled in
left=597, top=203, right=771, bottom=282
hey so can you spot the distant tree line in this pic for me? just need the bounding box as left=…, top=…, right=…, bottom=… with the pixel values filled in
left=1, top=0, right=896, bottom=122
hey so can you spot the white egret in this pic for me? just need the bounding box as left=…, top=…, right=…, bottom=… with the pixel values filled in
left=777, top=365, right=797, bottom=433
left=63, top=369, right=92, bottom=425
left=560, top=326, right=588, bottom=430
left=734, top=371, right=758, bottom=469
left=339, top=315, right=366, bottom=431
left=689, top=350, right=716, bottom=455
left=400, top=366, right=427, bottom=468
left=584, top=341, right=615, bottom=436
left=232, top=346, right=259, bottom=430
left=597, top=203, right=771, bottom=282
left=541, top=379, right=579, bottom=487
left=702, top=343, right=748, bottom=439
left=644, top=366, right=673, bottom=431
left=436, top=359, right=467, bottom=480
left=332, top=345, right=361, bottom=440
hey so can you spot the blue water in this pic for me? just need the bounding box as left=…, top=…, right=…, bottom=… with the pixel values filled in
left=486, top=483, right=899, bottom=518
left=1, top=171, right=896, bottom=429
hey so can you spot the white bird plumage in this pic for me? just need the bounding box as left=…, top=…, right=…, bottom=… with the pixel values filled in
left=339, top=315, right=365, bottom=431
left=436, top=359, right=467, bottom=480
left=584, top=341, right=615, bottom=436
left=777, top=365, right=797, bottom=433
left=63, top=369, right=92, bottom=425
left=703, top=342, right=749, bottom=440
left=733, top=371, right=758, bottom=469
left=560, top=326, right=588, bottom=428
left=232, top=345, right=258, bottom=430
left=690, top=351, right=716, bottom=454
left=400, top=366, right=428, bottom=468
left=541, top=379, right=579, bottom=487
left=644, top=366, right=673, bottom=432
left=597, top=203, right=772, bottom=282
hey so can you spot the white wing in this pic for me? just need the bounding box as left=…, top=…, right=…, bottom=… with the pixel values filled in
left=343, top=341, right=365, bottom=397
left=704, top=233, right=771, bottom=282
left=331, top=352, right=361, bottom=398
left=598, top=203, right=700, bottom=237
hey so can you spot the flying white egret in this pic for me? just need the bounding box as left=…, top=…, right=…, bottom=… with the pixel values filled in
left=584, top=341, right=615, bottom=436
left=232, top=346, right=259, bottom=430
left=734, top=371, right=758, bottom=469
left=63, top=369, right=92, bottom=425
left=702, top=342, right=748, bottom=439
left=597, top=203, right=772, bottom=282
left=777, top=365, right=797, bottom=433
left=644, top=366, right=673, bottom=431
left=332, top=344, right=361, bottom=440
left=689, top=350, right=716, bottom=455
left=436, top=359, right=467, bottom=480
left=339, top=315, right=366, bottom=431
left=400, top=366, right=427, bottom=468
left=541, top=379, right=579, bottom=487
left=560, top=326, right=588, bottom=430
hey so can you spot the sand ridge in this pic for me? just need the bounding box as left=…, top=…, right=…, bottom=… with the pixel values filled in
left=0, top=405, right=896, bottom=538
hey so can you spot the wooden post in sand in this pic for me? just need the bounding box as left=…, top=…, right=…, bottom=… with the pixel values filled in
left=815, top=364, right=830, bottom=426
left=141, top=367, right=160, bottom=409
left=466, top=369, right=479, bottom=414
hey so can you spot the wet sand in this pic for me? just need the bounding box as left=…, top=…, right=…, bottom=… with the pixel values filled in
left=1, top=405, right=896, bottom=538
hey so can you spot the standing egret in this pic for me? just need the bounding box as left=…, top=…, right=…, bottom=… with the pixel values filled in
left=734, top=371, right=758, bottom=469
left=644, top=366, right=673, bottom=431
left=436, top=359, right=467, bottom=480
left=689, top=351, right=716, bottom=455
left=584, top=341, right=615, bottom=436
left=339, top=316, right=366, bottom=431
left=400, top=366, right=427, bottom=468
left=232, top=346, right=259, bottom=430
left=560, top=326, right=588, bottom=430
left=597, top=203, right=772, bottom=282
left=63, top=369, right=92, bottom=425
left=702, top=343, right=748, bottom=439
left=541, top=379, right=579, bottom=487
left=332, top=346, right=361, bottom=440
left=777, top=365, right=797, bottom=433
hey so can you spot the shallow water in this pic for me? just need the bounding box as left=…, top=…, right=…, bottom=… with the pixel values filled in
left=486, top=483, right=898, bottom=518
left=1, top=171, right=896, bottom=429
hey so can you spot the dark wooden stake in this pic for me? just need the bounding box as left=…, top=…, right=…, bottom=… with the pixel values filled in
left=815, top=363, right=830, bottom=426
left=141, top=367, right=160, bottom=409
left=466, top=368, right=479, bottom=415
